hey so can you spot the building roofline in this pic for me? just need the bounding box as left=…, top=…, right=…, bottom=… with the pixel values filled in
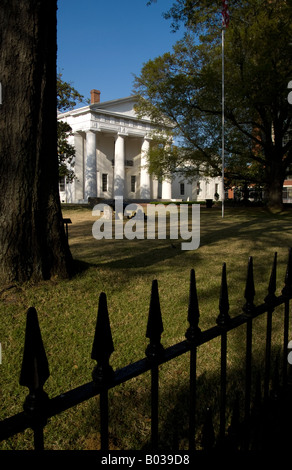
left=58, top=95, right=137, bottom=117
left=57, top=94, right=174, bottom=129
left=91, top=95, right=137, bottom=109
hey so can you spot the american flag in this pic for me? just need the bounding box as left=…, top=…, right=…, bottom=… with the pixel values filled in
left=222, top=0, right=229, bottom=28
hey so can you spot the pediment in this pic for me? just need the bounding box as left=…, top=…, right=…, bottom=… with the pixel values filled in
left=91, top=96, right=144, bottom=119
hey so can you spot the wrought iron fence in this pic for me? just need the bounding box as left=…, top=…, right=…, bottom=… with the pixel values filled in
left=0, top=248, right=292, bottom=451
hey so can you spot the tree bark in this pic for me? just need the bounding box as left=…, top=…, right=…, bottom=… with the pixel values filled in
left=0, top=1, right=73, bottom=285
left=265, top=178, right=284, bottom=211
left=265, top=160, right=285, bottom=212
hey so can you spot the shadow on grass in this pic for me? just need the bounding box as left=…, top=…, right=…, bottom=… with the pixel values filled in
left=199, top=208, right=292, bottom=248
left=66, top=208, right=292, bottom=278
left=155, top=359, right=292, bottom=452
left=71, top=258, right=97, bottom=275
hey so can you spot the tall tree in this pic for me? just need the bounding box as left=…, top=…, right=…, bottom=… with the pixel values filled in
left=0, top=1, right=73, bottom=285
left=136, top=0, right=292, bottom=210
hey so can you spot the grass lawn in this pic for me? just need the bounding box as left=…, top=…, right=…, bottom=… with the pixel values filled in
left=0, top=203, right=292, bottom=450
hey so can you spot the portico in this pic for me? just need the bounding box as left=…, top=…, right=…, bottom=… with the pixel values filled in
left=58, top=91, right=164, bottom=203
left=81, top=130, right=155, bottom=201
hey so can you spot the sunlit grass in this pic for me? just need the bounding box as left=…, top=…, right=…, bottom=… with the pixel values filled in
left=0, top=204, right=291, bottom=449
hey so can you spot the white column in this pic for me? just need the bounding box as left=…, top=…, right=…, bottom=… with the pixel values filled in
left=152, top=177, right=159, bottom=199
left=73, top=132, right=84, bottom=202
left=161, top=137, right=172, bottom=200
left=161, top=178, right=172, bottom=200
left=114, top=134, right=125, bottom=198
left=140, top=137, right=151, bottom=199
left=85, top=131, right=97, bottom=201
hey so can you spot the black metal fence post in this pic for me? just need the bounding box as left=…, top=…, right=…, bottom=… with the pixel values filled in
left=282, top=248, right=292, bottom=389
left=227, top=393, right=241, bottom=449
left=19, top=307, right=50, bottom=451
left=242, top=256, right=255, bottom=450
left=185, top=269, right=201, bottom=451
left=201, top=407, right=215, bottom=451
left=91, top=292, right=115, bottom=451
left=216, top=263, right=231, bottom=445
left=264, top=252, right=277, bottom=402
left=145, top=280, right=164, bottom=450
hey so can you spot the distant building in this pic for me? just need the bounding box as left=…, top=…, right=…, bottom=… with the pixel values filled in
left=283, top=172, right=292, bottom=204
left=57, top=90, right=223, bottom=204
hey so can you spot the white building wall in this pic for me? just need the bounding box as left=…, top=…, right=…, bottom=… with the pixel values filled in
left=171, top=175, right=193, bottom=200
left=170, top=175, right=222, bottom=202
left=196, top=177, right=222, bottom=201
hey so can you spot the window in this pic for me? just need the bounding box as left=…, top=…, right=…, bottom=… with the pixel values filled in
left=59, top=176, right=65, bottom=192
left=180, top=183, right=185, bottom=196
left=102, top=174, right=108, bottom=192
left=131, top=175, right=136, bottom=193
left=283, top=187, right=292, bottom=199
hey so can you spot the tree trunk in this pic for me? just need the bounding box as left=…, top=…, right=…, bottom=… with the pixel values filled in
left=0, top=1, right=73, bottom=285
left=265, top=170, right=284, bottom=212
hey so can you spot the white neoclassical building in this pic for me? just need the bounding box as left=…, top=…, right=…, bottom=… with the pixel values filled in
left=58, top=90, right=222, bottom=204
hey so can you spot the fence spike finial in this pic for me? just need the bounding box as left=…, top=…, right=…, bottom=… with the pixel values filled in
left=265, top=252, right=277, bottom=305
left=282, top=248, right=292, bottom=298
left=243, top=256, right=255, bottom=315
left=19, top=307, right=50, bottom=391
left=216, top=262, right=230, bottom=326
left=185, top=269, right=201, bottom=342
left=91, top=292, right=114, bottom=385
left=145, top=280, right=164, bottom=360
left=19, top=307, right=50, bottom=420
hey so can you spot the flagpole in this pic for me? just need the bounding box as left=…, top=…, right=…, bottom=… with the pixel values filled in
left=221, top=0, right=229, bottom=218
left=222, top=25, right=225, bottom=218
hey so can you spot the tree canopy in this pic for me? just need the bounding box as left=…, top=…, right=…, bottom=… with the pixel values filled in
left=57, top=73, right=85, bottom=112
left=135, top=0, right=292, bottom=209
left=57, top=74, right=85, bottom=183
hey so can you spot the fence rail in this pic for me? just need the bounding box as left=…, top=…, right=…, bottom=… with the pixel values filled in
left=0, top=249, right=292, bottom=451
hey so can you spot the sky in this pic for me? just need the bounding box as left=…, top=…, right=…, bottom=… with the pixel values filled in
left=57, top=0, right=185, bottom=107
